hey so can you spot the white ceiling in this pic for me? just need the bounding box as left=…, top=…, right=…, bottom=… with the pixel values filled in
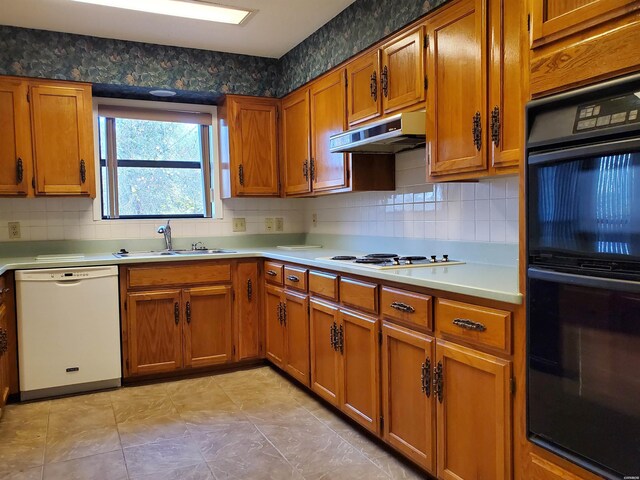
left=0, top=0, right=357, bottom=58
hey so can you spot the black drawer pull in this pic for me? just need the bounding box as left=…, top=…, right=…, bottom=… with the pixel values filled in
left=390, top=302, right=415, bottom=314
left=452, top=318, right=487, bottom=332
left=287, top=275, right=300, bottom=283
left=266, top=270, right=278, bottom=277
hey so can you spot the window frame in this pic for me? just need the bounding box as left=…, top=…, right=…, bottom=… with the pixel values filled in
left=91, top=98, right=223, bottom=221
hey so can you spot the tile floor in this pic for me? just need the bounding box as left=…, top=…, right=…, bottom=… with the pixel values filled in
left=0, top=367, right=427, bottom=480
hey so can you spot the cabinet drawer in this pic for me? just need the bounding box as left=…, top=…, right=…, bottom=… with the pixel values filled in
left=309, top=271, right=339, bottom=302
left=436, top=299, right=511, bottom=354
left=128, top=263, right=231, bottom=288
left=340, top=278, right=378, bottom=314
left=264, top=262, right=284, bottom=285
left=284, top=266, right=308, bottom=292
left=381, top=287, right=432, bottom=330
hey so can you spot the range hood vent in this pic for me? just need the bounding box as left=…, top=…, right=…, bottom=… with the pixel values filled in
left=329, top=112, right=425, bottom=154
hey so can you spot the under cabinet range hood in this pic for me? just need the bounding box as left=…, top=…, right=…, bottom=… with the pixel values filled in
left=329, top=112, right=426, bottom=154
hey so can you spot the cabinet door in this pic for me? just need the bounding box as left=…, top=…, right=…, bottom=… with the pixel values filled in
left=381, top=26, right=426, bottom=115
left=346, top=50, right=382, bottom=126
left=183, top=286, right=232, bottom=368
left=381, top=322, right=436, bottom=473
left=30, top=84, right=95, bottom=196
left=0, top=79, right=31, bottom=196
left=282, top=89, right=312, bottom=196
left=340, top=309, right=379, bottom=434
left=283, top=291, right=310, bottom=386
left=229, top=97, right=280, bottom=196
left=310, top=70, right=348, bottom=192
left=235, top=262, right=261, bottom=361
left=427, top=0, right=487, bottom=177
left=309, top=298, right=341, bottom=406
left=127, top=290, right=183, bottom=376
left=488, top=0, right=524, bottom=170
left=265, top=284, right=285, bottom=367
left=531, top=0, right=633, bottom=45
left=0, top=303, right=9, bottom=410
left=436, top=340, right=512, bottom=480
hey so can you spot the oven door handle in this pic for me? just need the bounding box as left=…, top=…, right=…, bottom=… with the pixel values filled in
left=528, top=267, right=640, bottom=293
left=528, top=137, right=640, bottom=166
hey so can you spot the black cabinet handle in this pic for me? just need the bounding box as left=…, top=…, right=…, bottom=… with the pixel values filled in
left=472, top=112, right=482, bottom=151
left=16, top=158, right=23, bottom=184
left=277, top=302, right=283, bottom=325
left=287, top=275, right=300, bottom=283
left=490, top=106, right=500, bottom=147
left=337, top=324, right=344, bottom=354
left=247, top=279, right=253, bottom=301
left=421, top=358, right=431, bottom=397
left=238, top=164, right=244, bottom=186
left=381, top=65, right=389, bottom=98
left=330, top=322, right=337, bottom=350
left=282, top=303, right=287, bottom=326
left=310, top=158, right=316, bottom=182
left=370, top=71, right=378, bottom=101
left=390, top=302, right=415, bottom=314
left=174, top=302, right=180, bottom=325
left=303, top=159, right=309, bottom=181
left=433, top=361, right=443, bottom=403
left=452, top=318, right=487, bottom=332
left=80, top=159, right=87, bottom=184
left=186, top=301, right=191, bottom=324
left=266, top=270, right=278, bottom=277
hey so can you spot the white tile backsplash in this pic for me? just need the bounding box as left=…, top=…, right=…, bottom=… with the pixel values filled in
left=0, top=149, right=519, bottom=244
left=305, top=149, right=519, bottom=244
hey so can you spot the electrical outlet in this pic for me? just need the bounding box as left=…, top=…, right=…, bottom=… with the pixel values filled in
left=275, top=217, right=284, bottom=232
left=232, top=218, right=246, bottom=232
left=312, top=213, right=318, bottom=227
left=265, top=218, right=274, bottom=232
left=8, top=222, right=20, bottom=239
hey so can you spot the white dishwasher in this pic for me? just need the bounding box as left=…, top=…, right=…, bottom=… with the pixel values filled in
left=16, top=266, right=121, bottom=400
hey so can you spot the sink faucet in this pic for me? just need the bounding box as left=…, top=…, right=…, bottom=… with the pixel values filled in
left=157, top=220, right=172, bottom=251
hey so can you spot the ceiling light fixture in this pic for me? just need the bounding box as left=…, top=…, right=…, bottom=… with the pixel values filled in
left=149, top=90, right=177, bottom=97
left=70, top=0, right=255, bottom=25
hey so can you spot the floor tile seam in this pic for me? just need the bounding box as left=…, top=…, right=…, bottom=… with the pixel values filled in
left=250, top=420, right=307, bottom=479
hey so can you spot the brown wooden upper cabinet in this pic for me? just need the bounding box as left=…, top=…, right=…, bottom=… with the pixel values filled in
left=0, top=78, right=31, bottom=196
left=219, top=95, right=280, bottom=198
left=531, top=0, right=636, bottom=46
left=426, top=0, right=523, bottom=179
left=0, top=77, right=95, bottom=198
left=380, top=26, right=426, bottom=116
left=282, top=89, right=312, bottom=196
left=346, top=26, right=426, bottom=127
left=30, top=83, right=95, bottom=197
left=310, top=69, right=349, bottom=193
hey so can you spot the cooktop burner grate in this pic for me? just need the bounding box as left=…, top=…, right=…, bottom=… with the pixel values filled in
left=365, top=253, right=399, bottom=259
left=355, top=258, right=388, bottom=264
left=331, top=256, right=357, bottom=261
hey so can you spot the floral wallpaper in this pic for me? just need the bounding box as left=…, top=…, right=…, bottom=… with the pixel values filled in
left=0, top=0, right=449, bottom=100
left=0, top=26, right=280, bottom=97
left=277, top=0, right=449, bottom=96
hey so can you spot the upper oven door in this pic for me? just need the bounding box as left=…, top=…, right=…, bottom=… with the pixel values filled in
left=528, top=138, right=640, bottom=264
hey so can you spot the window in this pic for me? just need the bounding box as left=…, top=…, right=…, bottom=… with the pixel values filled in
left=98, top=105, right=214, bottom=219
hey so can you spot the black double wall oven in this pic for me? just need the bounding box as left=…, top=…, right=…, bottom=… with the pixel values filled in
left=526, top=74, right=640, bottom=479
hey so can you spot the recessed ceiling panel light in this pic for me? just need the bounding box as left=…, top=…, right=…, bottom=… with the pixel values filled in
left=71, top=0, right=255, bottom=25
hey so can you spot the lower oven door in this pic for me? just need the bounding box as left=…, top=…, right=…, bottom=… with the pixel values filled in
left=527, top=267, right=640, bottom=479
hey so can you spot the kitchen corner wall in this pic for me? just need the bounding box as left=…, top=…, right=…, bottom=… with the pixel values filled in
left=305, top=149, right=519, bottom=243
left=0, top=149, right=518, bottom=245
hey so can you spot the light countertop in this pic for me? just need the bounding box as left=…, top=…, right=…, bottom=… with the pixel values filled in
left=0, top=247, right=522, bottom=305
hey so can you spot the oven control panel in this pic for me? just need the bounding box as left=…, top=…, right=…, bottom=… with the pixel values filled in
left=574, top=91, right=640, bottom=133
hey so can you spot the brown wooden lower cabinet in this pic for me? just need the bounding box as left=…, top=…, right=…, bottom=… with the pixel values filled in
left=0, top=301, right=10, bottom=411
left=183, top=286, right=232, bottom=368
left=309, top=298, right=380, bottom=434
left=436, top=339, right=512, bottom=480
left=126, top=290, right=183, bottom=376
left=265, top=285, right=311, bottom=387
left=381, top=321, right=436, bottom=473
left=235, top=261, right=261, bottom=361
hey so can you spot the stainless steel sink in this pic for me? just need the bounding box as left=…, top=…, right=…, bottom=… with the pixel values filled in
left=172, top=249, right=236, bottom=255
left=113, top=251, right=176, bottom=258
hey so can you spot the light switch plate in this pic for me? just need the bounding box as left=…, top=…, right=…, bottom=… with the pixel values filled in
left=265, top=218, right=274, bottom=232
left=275, top=217, right=284, bottom=232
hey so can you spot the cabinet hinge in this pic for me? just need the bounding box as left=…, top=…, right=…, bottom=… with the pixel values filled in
left=26, top=92, right=30, bottom=103
left=424, top=76, right=428, bottom=90
left=378, top=330, right=383, bottom=345
left=344, top=70, right=348, bottom=88
left=510, top=377, right=516, bottom=395
left=380, top=415, right=384, bottom=430
left=424, top=34, right=429, bottom=49
left=232, top=289, right=236, bottom=301
left=232, top=345, right=236, bottom=356
left=527, top=14, right=531, bottom=32
left=307, top=304, right=310, bottom=316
